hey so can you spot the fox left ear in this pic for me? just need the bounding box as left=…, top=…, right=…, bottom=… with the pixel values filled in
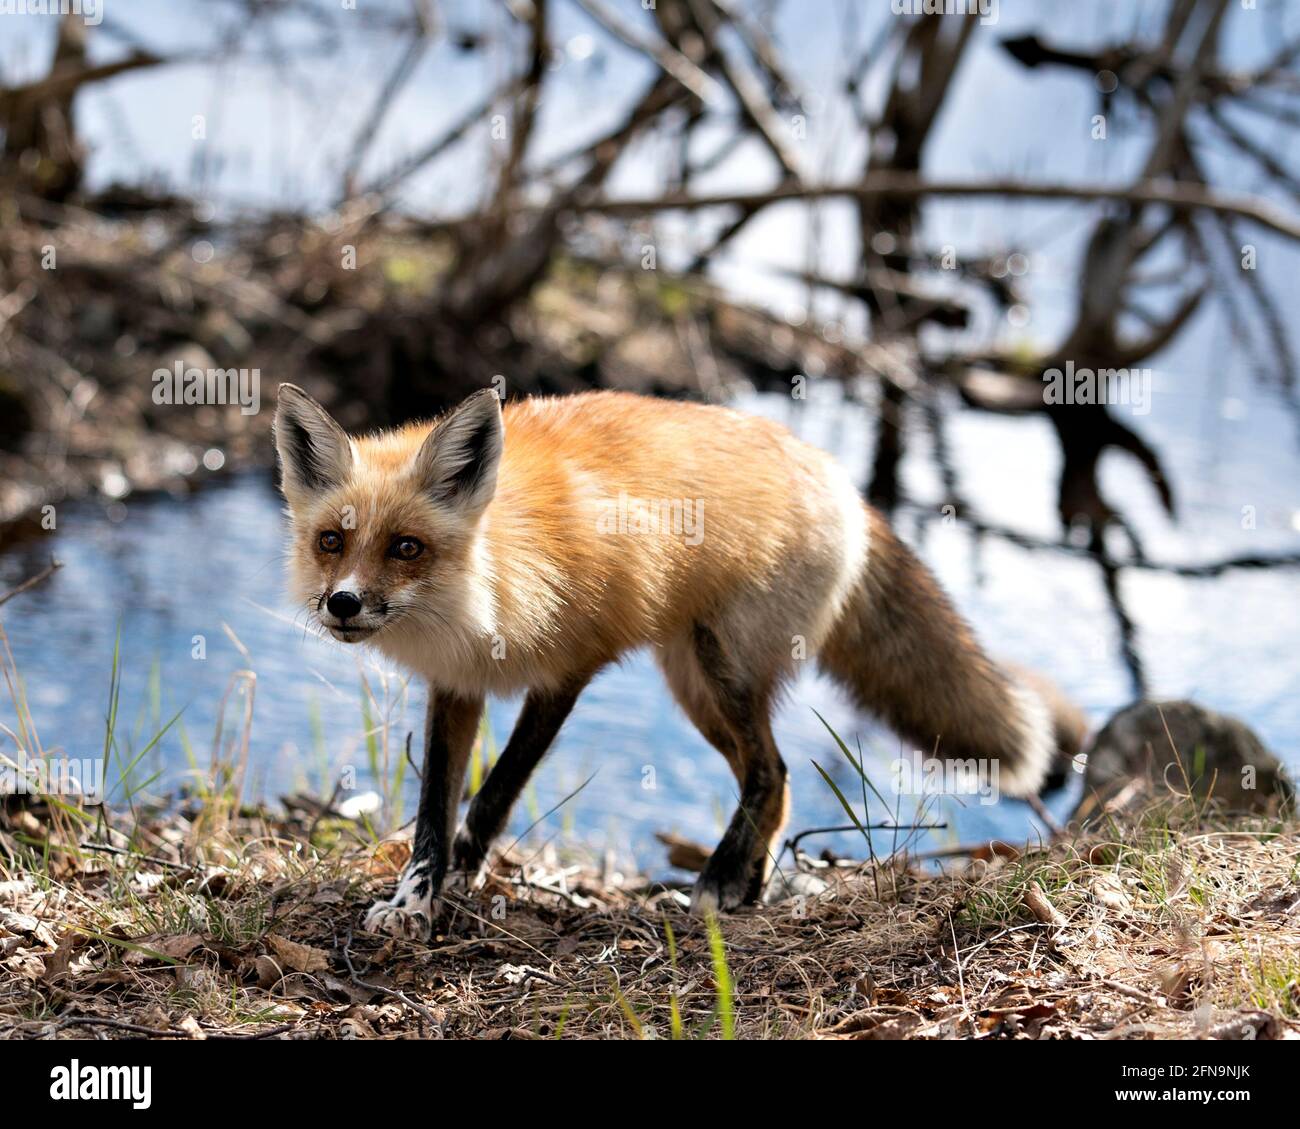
left=415, top=389, right=504, bottom=514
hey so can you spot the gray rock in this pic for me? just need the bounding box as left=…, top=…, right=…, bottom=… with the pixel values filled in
left=1073, top=699, right=1293, bottom=823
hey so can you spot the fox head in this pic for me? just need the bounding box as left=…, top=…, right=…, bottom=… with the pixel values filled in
left=274, top=384, right=503, bottom=646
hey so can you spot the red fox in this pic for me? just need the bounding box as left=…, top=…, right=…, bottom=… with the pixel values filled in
left=274, top=384, right=1084, bottom=939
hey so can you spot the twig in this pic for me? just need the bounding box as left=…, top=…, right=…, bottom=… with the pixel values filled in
left=786, top=821, right=947, bottom=855
left=0, top=558, right=62, bottom=609
left=306, top=778, right=346, bottom=843
left=578, top=174, right=1300, bottom=242
left=0, top=52, right=183, bottom=112
left=486, top=0, right=549, bottom=222
left=572, top=0, right=722, bottom=104
left=339, top=30, right=433, bottom=202
left=77, top=840, right=193, bottom=872
left=689, top=0, right=806, bottom=180
left=1025, top=793, right=1064, bottom=837
left=500, top=770, right=598, bottom=859
left=948, top=912, right=968, bottom=1018
left=903, top=500, right=1300, bottom=578
left=1097, top=978, right=1164, bottom=1006
left=911, top=843, right=1013, bottom=864
left=403, top=730, right=420, bottom=780
left=361, top=76, right=525, bottom=201
left=51, top=1015, right=297, bottom=1039
left=339, top=929, right=441, bottom=1030
left=53, top=1016, right=190, bottom=1038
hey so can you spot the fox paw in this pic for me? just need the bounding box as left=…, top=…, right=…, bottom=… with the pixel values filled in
left=363, top=899, right=430, bottom=940
left=363, top=865, right=436, bottom=941
left=689, top=872, right=750, bottom=916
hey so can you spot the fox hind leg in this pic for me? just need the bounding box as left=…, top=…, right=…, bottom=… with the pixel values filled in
left=664, top=624, right=790, bottom=914
left=657, top=635, right=744, bottom=780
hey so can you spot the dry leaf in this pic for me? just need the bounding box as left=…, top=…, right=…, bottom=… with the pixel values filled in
left=195, top=870, right=230, bottom=897
left=266, top=934, right=330, bottom=974
left=317, top=974, right=366, bottom=1004
left=1091, top=875, right=1131, bottom=911
left=4, top=953, right=46, bottom=980
left=971, top=840, right=1021, bottom=862
left=12, top=810, right=46, bottom=840
left=311, top=886, right=345, bottom=906
left=125, top=933, right=205, bottom=966
left=346, top=1003, right=402, bottom=1029
left=1160, top=962, right=1198, bottom=1008
left=1164, top=854, right=1191, bottom=902
left=156, top=933, right=206, bottom=960
left=368, top=839, right=411, bottom=877
left=0, top=879, right=36, bottom=904
left=654, top=831, right=711, bottom=873
left=255, top=954, right=285, bottom=989
left=0, top=910, right=38, bottom=936
left=340, top=1015, right=376, bottom=1040
left=175, top=965, right=221, bottom=995
left=41, top=934, right=81, bottom=983
left=131, top=872, right=168, bottom=894
left=1023, top=882, right=1067, bottom=928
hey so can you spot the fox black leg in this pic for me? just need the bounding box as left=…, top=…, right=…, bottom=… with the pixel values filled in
left=364, top=688, right=482, bottom=941
left=451, top=677, right=589, bottom=877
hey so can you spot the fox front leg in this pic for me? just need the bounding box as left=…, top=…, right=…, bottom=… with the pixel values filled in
left=364, top=689, right=482, bottom=941
left=451, top=676, right=590, bottom=878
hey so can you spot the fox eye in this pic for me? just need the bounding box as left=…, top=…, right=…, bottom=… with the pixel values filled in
left=390, top=537, right=424, bottom=560
left=318, top=530, right=343, bottom=553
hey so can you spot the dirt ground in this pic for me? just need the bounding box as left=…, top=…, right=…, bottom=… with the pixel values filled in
left=2, top=797, right=1298, bottom=1040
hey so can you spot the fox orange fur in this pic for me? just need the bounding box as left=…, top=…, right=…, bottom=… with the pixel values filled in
left=274, top=384, right=1084, bottom=938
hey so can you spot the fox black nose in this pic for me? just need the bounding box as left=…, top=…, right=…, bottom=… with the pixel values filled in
left=326, top=590, right=363, bottom=620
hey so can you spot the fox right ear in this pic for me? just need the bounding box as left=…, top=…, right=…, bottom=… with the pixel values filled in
left=274, top=384, right=353, bottom=504
left=414, top=389, right=504, bottom=515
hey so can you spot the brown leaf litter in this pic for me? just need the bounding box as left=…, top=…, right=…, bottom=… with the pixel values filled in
left=2, top=799, right=1299, bottom=1039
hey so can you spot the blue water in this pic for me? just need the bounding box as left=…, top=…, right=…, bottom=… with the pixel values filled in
left=2, top=381, right=1297, bottom=876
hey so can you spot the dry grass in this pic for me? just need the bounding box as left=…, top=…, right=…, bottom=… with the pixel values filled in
left=2, top=796, right=1298, bottom=1041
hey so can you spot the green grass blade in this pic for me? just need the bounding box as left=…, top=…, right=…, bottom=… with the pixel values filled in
left=705, top=912, right=734, bottom=1040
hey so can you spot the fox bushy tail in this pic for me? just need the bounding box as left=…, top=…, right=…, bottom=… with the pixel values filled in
left=818, top=511, right=1085, bottom=796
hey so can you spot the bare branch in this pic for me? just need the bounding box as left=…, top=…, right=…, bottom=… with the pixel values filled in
left=572, top=0, right=722, bottom=104
left=578, top=174, right=1300, bottom=242
left=687, top=0, right=806, bottom=181
left=338, top=24, right=434, bottom=203
left=360, top=76, right=525, bottom=201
